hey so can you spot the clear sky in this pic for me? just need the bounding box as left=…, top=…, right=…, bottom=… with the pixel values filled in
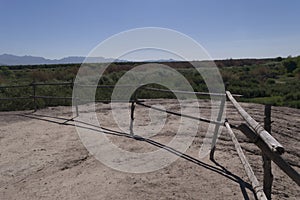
left=1, top=0, right=300, bottom=60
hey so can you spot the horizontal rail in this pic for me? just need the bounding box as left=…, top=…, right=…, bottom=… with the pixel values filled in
left=0, top=82, right=139, bottom=88
left=239, top=123, right=300, bottom=186
left=79, top=99, right=144, bottom=103
left=225, top=121, right=267, bottom=200
left=0, top=82, right=73, bottom=88
left=0, top=84, right=30, bottom=89
left=28, top=96, right=144, bottom=103
left=0, top=83, right=242, bottom=98
left=32, top=82, right=73, bottom=86
left=76, top=84, right=141, bottom=88
left=136, top=101, right=223, bottom=125
left=144, top=87, right=243, bottom=97
left=31, top=95, right=73, bottom=100
left=0, top=94, right=145, bottom=103
left=144, top=87, right=225, bottom=96
left=226, top=91, right=284, bottom=154
left=0, top=97, right=32, bottom=100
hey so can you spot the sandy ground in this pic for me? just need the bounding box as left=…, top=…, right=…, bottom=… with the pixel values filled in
left=0, top=99, right=299, bottom=200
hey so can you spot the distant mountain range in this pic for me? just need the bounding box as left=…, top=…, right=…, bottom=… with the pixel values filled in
left=0, top=54, right=178, bottom=65
left=0, top=54, right=124, bottom=65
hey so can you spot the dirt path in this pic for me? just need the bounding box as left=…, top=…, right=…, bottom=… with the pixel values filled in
left=0, top=100, right=299, bottom=199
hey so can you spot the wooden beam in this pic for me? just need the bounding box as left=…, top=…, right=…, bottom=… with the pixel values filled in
left=31, top=95, right=73, bottom=100
left=33, top=82, right=73, bottom=86
left=0, top=84, right=30, bottom=89
left=136, top=101, right=223, bottom=125
left=239, top=124, right=300, bottom=186
left=210, top=96, right=226, bottom=160
left=225, top=121, right=267, bottom=200
left=32, top=82, right=37, bottom=111
left=129, top=101, right=135, bottom=136
left=144, top=87, right=243, bottom=97
left=0, top=97, right=31, bottom=100
left=263, top=105, right=273, bottom=200
left=76, top=84, right=140, bottom=88
left=226, top=91, right=284, bottom=154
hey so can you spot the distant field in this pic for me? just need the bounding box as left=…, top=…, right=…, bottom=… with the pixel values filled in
left=0, top=56, right=299, bottom=111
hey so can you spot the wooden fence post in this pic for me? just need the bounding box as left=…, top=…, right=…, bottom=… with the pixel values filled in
left=210, top=96, right=226, bottom=160
left=263, top=104, right=273, bottom=199
left=226, top=91, right=284, bottom=154
left=129, top=87, right=139, bottom=136
left=72, top=79, right=79, bottom=117
left=225, top=121, right=267, bottom=200
left=32, top=81, right=37, bottom=112
left=239, top=124, right=300, bottom=186
left=129, top=101, right=135, bottom=136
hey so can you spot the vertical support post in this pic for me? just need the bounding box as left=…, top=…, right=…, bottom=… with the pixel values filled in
left=32, top=81, right=37, bottom=112
left=75, top=98, right=79, bottom=117
left=129, top=101, right=135, bottom=136
left=129, top=87, right=139, bottom=137
left=210, top=96, right=226, bottom=160
left=72, top=79, right=79, bottom=117
left=263, top=104, right=273, bottom=199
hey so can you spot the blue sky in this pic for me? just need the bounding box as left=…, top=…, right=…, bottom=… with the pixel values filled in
left=1, top=0, right=300, bottom=60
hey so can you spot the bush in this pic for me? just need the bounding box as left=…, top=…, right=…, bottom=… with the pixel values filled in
left=0, top=67, right=14, bottom=77
left=266, top=79, right=275, bottom=84
left=284, top=92, right=300, bottom=101
left=283, top=60, right=297, bottom=73
left=293, top=68, right=300, bottom=79
left=31, top=70, right=53, bottom=82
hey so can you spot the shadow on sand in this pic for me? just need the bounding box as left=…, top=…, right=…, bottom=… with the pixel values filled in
left=16, top=112, right=257, bottom=200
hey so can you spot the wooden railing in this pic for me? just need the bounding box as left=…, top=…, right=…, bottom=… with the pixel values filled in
left=0, top=82, right=299, bottom=200
left=224, top=91, right=300, bottom=200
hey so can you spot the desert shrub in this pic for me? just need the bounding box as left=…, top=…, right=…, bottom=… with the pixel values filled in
left=221, top=70, right=238, bottom=84
left=266, top=79, right=275, bottom=84
left=0, top=74, right=5, bottom=84
left=284, top=92, right=300, bottom=101
left=0, top=67, right=14, bottom=78
left=283, top=60, right=297, bottom=73
left=293, top=68, right=300, bottom=79
left=31, top=70, right=53, bottom=82
left=250, top=66, right=271, bottom=81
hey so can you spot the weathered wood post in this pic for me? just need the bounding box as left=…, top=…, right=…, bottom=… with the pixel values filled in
left=210, top=95, right=226, bottom=160
left=32, top=80, right=37, bottom=112
left=226, top=91, right=284, bottom=154
left=263, top=104, right=273, bottom=199
left=239, top=124, right=300, bottom=186
left=225, top=121, right=267, bottom=200
left=72, top=79, right=79, bottom=117
left=130, top=101, right=135, bottom=136
left=75, top=97, right=79, bottom=117
left=129, top=88, right=138, bottom=137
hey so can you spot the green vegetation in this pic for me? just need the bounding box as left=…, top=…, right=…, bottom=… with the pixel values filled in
left=0, top=56, right=299, bottom=111
left=221, top=56, right=300, bottom=108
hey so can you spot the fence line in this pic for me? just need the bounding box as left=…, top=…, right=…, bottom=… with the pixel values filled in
left=239, top=124, right=300, bottom=186
left=31, top=95, right=73, bottom=100
left=32, top=82, right=73, bottom=86
left=1, top=81, right=299, bottom=199
left=225, top=121, right=267, bottom=200
left=210, top=96, right=226, bottom=159
left=225, top=90, right=300, bottom=199
left=0, top=84, right=30, bottom=89
left=226, top=91, right=284, bottom=155
left=136, top=101, right=224, bottom=125
left=143, top=87, right=242, bottom=97
left=0, top=97, right=32, bottom=100
left=76, top=84, right=142, bottom=88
